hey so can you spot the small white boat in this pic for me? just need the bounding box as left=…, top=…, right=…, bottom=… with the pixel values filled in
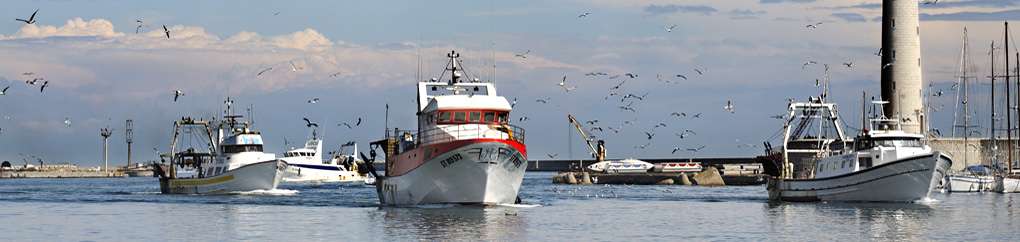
left=282, top=137, right=366, bottom=183
left=156, top=99, right=286, bottom=194
left=943, top=165, right=996, bottom=193
left=993, top=174, right=1020, bottom=193
left=587, top=159, right=654, bottom=173
left=653, top=162, right=703, bottom=173
left=767, top=99, right=952, bottom=202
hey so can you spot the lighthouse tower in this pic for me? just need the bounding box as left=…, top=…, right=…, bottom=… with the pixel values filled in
left=880, top=0, right=925, bottom=133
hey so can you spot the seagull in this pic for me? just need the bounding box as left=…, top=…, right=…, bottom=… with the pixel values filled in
left=607, top=127, right=621, bottom=133
left=843, top=61, right=854, bottom=69
left=589, top=126, right=604, bottom=133
left=0, top=86, right=8, bottom=95
left=256, top=67, right=273, bottom=76
left=675, top=132, right=690, bottom=139
left=932, top=90, right=944, bottom=97
left=135, top=19, right=144, bottom=34
left=162, top=25, right=171, bottom=39
left=693, top=68, right=705, bottom=75
left=676, top=74, right=687, bottom=80
left=634, top=143, right=651, bottom=149
left=64, top=117, right=71, bottom=128
left=329, top=72, right=343, bottom=78
left=610, top=80, right=626, bottom=91
left=339, top=122, right=353, bottom=129
left=510, top=97, right=518, bottom=108
left=654, top=123, right=667, bottom=128
left=355, top=117, right=362, bottom=126
left=672, top=146, right=681, bottom=154
left=173, top=90, right=184, bottom=102
left=691, top=113, right=702, bottom=118
left=25, top=78, right=41, bottom=86
left=302, top=117, right=319, bottom=128
left=514, top=50, right=530, bottom=59
left=665, top=24, right=678, bottom=32
left=619, top=106, right=636, bottom=112
left=289, top=61, right=302, bottom=72
left=724, top=100, right=735, bottom=113
left=536, top=98, right=550, bottom=104
left=770, top=114, right=785, bottom=120
left=578, top=12, right=592, bottom=18
left=15, top=9, right=38, bottom=24
left=923, top=0, right=939, bottom=5
left=670, top=112, right=685, bottom=117
left=685, top=145, right=706, bottom=152
left=624, top=73, right=638, bottom=78
left=644, top=131, right=654, bottom=140
left=805, top=22, right=822, bottom=29
left=558, top=76, right=576, bottom=92
left=39, top=81, right=49, bottom=93
left=547, top=153, right=559, bottom=159
left=273, top=11, right=282, bottom=16
left=307, top=97, right=319, bottom=104
left=22, top=72, right=34, bottom=76
left=802, top=61, right=818, bottom=69
left=519, top=116, right=529, bottom=122
left=874, top=48, right=883, bottom=57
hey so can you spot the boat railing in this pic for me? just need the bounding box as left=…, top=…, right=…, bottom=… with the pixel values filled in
left=418, top=123, right=525, bottom=146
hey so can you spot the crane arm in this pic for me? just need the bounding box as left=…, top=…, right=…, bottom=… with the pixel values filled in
left=567, top=114, right=598, bottom=156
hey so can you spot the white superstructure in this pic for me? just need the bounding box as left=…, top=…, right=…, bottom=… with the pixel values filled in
left=282, top=137, right=366, bottom=183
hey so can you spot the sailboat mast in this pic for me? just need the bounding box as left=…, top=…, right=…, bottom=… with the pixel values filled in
left=1007, top=22, right=1013, bottom=169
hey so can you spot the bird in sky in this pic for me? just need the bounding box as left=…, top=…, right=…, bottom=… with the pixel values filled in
left=355, top=117, right=362, bottom=126
left=610, top=80, right=626, bottom=91
left=135, top=19, right=145, bottom=34
left=256, top=67, right=273, bottom=77
left=510, top=97, right=518, bottom=108
left=307, top=98, right=319, bottom=104
left=547, top=153, right=558, bottom=159
left=671, top=112, right=685, bottom=118
left=691, top=113, right=702, bottom=118
left=514, top=50, right=530, bottom=59
left=302, top=117, right=319, bottom=128
left=15, top=9, right=39, bottom=24
left=578, top=12, right=592, bottom=18
left=339, top=122, right=352, bottom=129
left=843, top=61, right=854, bottom=69
left=672, top=146, right=681, bottom=154
left=676, top=74, right=688, bottom=80
left=685, top=145, right=706, bottom=152
left=173, top=90, right=184, bottom=102
left=25, top=78, right=41, bottom=86
left=923, top=0, right=939, bottom=5
left=770, top=114, right=785, bottom=120
left=64, top=117, right=71, bottom=128
left=619, top=105, right=636, bottom=112
left=39, top=81, right=49, bottom=93
left=635, top=142, right=651, bottom=149
left=802, top=60, right=818, bottom=69
left=289, top=61, right=302, bottom=72
left=624, top=73, right=638, bottom=78
left=654, top=123, right=667, bottom=129
left=724, top=100, right=735, bottom=113
left=665, top=24, right=678, bottom=32
left=644, top=131, right=655, bottom=140
left=329, top=72, right=342, bottom=78
left=693, top=68, right=705, bottom=75
left=162, top=25, right=171, bottom=39
left=805, top=22, right=823, bottom=29
left=22, top=72, right=34, bottom=76
left=0, top=86, right=8, bottom=95
left=536, top=97, right=550, bottom=104
left=585, top=120, right=599, bottom=125
left=519, top=116, right=529, bottom=122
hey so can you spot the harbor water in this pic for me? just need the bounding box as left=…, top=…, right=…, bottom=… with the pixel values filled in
left=1, top=172, right=1018, bottom=241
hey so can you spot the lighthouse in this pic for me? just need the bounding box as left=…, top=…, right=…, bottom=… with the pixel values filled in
left=880, top=0, right=925, bottom=133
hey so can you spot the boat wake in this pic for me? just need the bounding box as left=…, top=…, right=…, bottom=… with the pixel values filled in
left=231, top=189, right=300, bottom=196
left=914, top=197, right=940, bottom=205
left=495, top=203, right=542, bottom=208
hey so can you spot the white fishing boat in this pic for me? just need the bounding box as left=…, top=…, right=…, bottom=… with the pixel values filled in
left=155, top=99, right=286, bottom=194
left=587, top=159, right=654, bottom=173
left=371, top=51, right=527, bottom=206
left=281, top=137, right=366, bottom=183
left=943, top=165, right=995, bottom=193
left=767, top=99, right=952, bottom=202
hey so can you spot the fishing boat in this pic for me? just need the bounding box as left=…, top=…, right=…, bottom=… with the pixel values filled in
left=587, top=159, right=654, bottom=173
left=767, top=99, right=952, bottom=202
left=370, top=50, right=527, bottom=206
left=282, top=136, right=366, bottom=183
left=155, top=99, right=286, bottom=194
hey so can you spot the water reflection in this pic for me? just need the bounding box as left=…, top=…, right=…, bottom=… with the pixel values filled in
left=765, top=202, right=933, bottom=241
left=373, top=206, right=527, bottom=241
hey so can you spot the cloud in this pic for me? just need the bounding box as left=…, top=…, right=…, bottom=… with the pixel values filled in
left=832, top=13, right=868, bottom=22
left=643, top=4, right=717, bottom=16
left=728, top=9, right=767, bottom=20
left=921, top=9, right=1020, bottom=21
left=921, top=0, right=1019, bottom=9
left=1, top=18, right=123, bottom=39
left=760, top=0, right=816, bottom=4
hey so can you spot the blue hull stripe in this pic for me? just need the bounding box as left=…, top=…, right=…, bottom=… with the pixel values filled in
left=291, top=164, right=343, bottom=171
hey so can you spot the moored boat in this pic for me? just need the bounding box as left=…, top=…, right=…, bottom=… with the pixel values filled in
left=371, top=51, right=527, bottom=206
left=587, top=159, right=654, bottom=173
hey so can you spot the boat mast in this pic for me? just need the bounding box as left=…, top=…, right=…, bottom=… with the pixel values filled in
left=1007, top=22, right=1013, bottom=170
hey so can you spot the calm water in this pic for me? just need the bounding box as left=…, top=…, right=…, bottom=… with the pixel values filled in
left=1, top=172, right=1018, bottom=241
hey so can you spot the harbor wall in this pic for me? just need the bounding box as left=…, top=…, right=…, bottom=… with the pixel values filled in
left=928, top=137, right=1019, bottom=171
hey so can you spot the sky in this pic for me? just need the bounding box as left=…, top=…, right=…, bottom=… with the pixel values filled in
left=1, top=0, right=1019, bottom=167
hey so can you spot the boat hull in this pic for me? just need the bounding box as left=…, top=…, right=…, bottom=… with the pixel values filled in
left=376, top=140, right=527, bottom=206
left=769, top=152, right=951, bottom=202
left=944, top=174, right=995, bottom=193
left=994, top=176, right=1020, bottom=193
left=160, top=160, right=286, bottom=194
left=283, top=164, right=364, bottom=183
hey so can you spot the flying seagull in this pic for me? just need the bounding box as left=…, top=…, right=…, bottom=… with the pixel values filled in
left=135, top=19, right=144, bottom=34
left=162, top=25, right=171, bottom=39
left=665, top=24, right=678, bottom=32
left=676, top=74, right=687, bottom=80
left=302, top=117, right=319, bottom=128
left=64, top=117, right=71, bottom=128
left=724, top=100, right=735, bottom=113
left=256, top=67, right=273, bottom=76
left=547, top=153, right=559, bottom=159
left=805, top=22, right=822, bottom=29
left=578, top=12, right=592, bottom=18
left=693, top=68, right=705, bottom=75
left=15, top=9, right=39, bottom=24
left=307, top=97, right=319, bottom=104
left=514, top=50, right=530, bottom=59
left=173, top=90, right=184, bottom=102
left=0, top=86, right=8, bottom=95
left=39, top=81, right=49, bottom=93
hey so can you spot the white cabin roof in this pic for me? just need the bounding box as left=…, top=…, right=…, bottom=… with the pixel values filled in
left=868, top=130, right=924, bottom=139
left=422, top=95, right=511, bottom=112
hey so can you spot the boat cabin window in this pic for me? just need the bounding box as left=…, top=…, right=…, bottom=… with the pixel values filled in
left=223, top=144, right=263, bottom=153
left=435, top=110, right=510, bottom=124
left=469, top=112, right=481, bottom=122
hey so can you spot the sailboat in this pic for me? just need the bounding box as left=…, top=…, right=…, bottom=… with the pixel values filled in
left=992, top=22, right=1020, bottom=193
left=942, top=27, right=996, bottom=193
